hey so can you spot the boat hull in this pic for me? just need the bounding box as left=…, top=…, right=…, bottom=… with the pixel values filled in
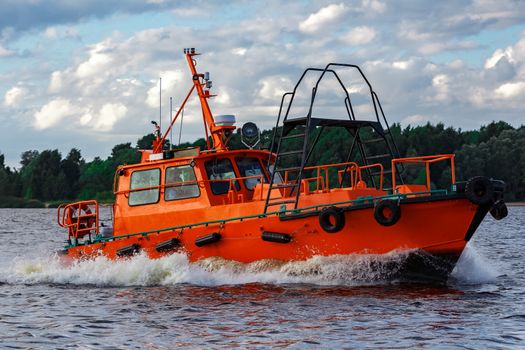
left=64, top=195, right=486, bottom=281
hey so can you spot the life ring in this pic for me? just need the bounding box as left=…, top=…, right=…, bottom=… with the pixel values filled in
left=465, top=176, right=494, bottom=205
left=374, top=200, right=401, bottom=226
left=65, top=204, right=95, bottom=238
left=319, top=206, right=345, bottom=233
left=490, top=200, right=508, bottom=220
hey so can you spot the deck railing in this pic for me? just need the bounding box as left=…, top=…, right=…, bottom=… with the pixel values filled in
left=113, top=161, right=390, bottom=205
left=391, top=154, right=455, bottom=192
left=57, top=200, right=99, bottom=241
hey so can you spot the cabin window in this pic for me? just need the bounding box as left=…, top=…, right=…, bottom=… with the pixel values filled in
left=235, top=157, right=267, bottom=190
left=205, top=158, right=240, bottom=195
left=129, top=168, right=160, bottom=206
left=165, top=165, right=200, bottom=201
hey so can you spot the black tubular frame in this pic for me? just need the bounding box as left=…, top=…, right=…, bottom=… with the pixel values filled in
left=264, top=63, right=404, bottom=213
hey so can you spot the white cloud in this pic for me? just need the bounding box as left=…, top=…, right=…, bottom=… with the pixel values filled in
left=44, top=27, right=58, bottom=39
left=0, top=45, right=13, bottom=57
left=299, top=3, right=347, bottom=34
left=485, top=47, right=515, bottom=69
left=342, top=26, right=376, bottom=45
left=34, top=98, right=79, bottom=129
left=494, top=81, right=525, bottom=99
left=432, top=74, right=450, bottom=101
left=92, top=103, right=127, bottom=131
left=146, top=70, right=184, bottom=107
left=4, top=86, right=27, bottom=107
left=257, top=76, right=292, bottom=100
left=361, top=0, right=386, bottom=13
left=43, top=26, right=79, bottom=40
left=418, top=41, right=477, bottom=55
left=392, top=60, right=411, bottom=70
left=48, top=71, right=63, bottom=93
left=214, top=89, right=231, bottom=106
left=232, top=47, right=247, bottom=56
left=401, top=114, right=434, bottom=126
left=172, top=8, right=200, bottom=16
left=76, top=40, right=113, bottom=79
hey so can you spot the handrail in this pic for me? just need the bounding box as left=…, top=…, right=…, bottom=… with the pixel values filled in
left=57, top=200, right=99, bottom=241
left=392, top=154, right=455, bottom=192
left=280, top=161, right=361, bottom=192
left=337, top=163, right=384, bottom=191
left=358, top=163, right=384, bottom=191
left=115, top=175, right=266, bottom=197
left=115, top=161, right=385, bottom=199
left=75, top=188, right=449, bottom=248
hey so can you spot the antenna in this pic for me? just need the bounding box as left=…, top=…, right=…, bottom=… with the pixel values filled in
left=178, top=108, right=184, bottom=146
left=159, top=77, right=162, bottom=134
left=169, top=97, right=173, bottom=150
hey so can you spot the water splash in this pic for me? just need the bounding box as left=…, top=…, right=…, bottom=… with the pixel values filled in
left=0, top=251, right=415, bottom=287
left=0, top=245, right=499, bottom=287
left=450, top=244, right=501, bottom=284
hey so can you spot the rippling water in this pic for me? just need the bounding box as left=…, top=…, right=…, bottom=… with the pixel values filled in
left=0, top=207, right=524, bottom=349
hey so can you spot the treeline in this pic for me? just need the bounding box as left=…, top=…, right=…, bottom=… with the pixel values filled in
left=0, top=120, right=524, bottom=207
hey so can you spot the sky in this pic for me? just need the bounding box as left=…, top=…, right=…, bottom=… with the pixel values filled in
left=1, top=0, right=525, bottom=168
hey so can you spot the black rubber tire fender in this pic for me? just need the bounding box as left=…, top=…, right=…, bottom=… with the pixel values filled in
left=374, top=200, right=401, bottom=227
left=319, top=206, right=346, bottom=233
left=465, top=176, right=494, bottom=205
left=490, top=200, right=508, bottom=221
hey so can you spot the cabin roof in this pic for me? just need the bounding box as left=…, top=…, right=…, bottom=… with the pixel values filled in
left=120, top=149, right=272, bottom=171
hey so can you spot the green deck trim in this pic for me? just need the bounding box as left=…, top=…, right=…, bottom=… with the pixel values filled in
left=65, top=188, right=450, bottom=248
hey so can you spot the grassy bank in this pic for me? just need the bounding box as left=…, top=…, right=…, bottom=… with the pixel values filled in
left=0, top=196, right=45, bottom=208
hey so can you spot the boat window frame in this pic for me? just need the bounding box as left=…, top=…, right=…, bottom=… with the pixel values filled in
left=164, top=164, right=201, bottom=201
left=235, top=156, right=268, bottom=191
left=128, top=167, right=161, bottom=206
left=204, top=157, right=241, bottom=195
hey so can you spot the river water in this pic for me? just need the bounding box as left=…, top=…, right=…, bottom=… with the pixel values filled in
left=0, top=207, right=524, bottom=349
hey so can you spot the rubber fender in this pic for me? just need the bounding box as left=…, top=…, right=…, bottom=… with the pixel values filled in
left=262, top=231, right=292, bottom=243
left=195, top=232, right=221, bottom=247
left=374, top=200, right=401, bottom=227
left=117, top=244, right=140, bottom=257
left=490, top=200, right=508, bottom=221
left=465, top=176, right=494, bottom=205
left=155, top=238, right=181, bottom=252
left=319, top=206, right=346, bottom=233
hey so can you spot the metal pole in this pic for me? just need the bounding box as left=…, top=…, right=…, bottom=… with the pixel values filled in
left=170, top=97, right=173, bottom=150
left=159, top=77, right=162, bottom=133
left=178, top=108, right=184, bottom=146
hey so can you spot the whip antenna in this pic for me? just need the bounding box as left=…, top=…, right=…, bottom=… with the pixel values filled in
left=178, top=108, right=184, bottom=146
left=169, top=97, right=173, bottom=150
left=159, top=77, right=162, bottom=134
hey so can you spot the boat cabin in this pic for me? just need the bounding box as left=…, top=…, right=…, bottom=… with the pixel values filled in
left=115, top=148, right=273, bottom=209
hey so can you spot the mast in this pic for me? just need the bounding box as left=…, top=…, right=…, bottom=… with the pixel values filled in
left=184, top=48, right=235, bottom=151
left=153, top=48, right=235, bottom=153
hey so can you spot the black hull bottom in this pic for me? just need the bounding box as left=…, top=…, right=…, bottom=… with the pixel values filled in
left=392, top=251, right=460, bottom=284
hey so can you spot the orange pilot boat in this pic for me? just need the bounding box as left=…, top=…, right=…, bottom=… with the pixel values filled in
left=57, top=48, right=508, bottom=282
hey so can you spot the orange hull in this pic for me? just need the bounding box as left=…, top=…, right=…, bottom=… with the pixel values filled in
left=65, top=196, right=480, bottom=264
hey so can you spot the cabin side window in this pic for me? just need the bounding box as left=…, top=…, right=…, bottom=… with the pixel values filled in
left=128, top=168, right=160, bottom=206
left=165, top=165, right=200, bottom=201
left=205, top=158, right=240, bottom=195
left=235, top=157, right=267, bottom=190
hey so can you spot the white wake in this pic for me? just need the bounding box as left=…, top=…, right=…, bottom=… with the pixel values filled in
left=0, top=245, right=500, bottom=287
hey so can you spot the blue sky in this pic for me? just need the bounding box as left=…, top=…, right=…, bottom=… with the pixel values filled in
left=1, top=0, right=525, bottom=168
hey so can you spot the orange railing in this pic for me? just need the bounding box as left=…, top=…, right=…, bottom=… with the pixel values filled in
left=283, top=162, right=361, bottom=192
left=58, top=200, right=99, bottom=240
left=113, top=161, right=389, bottom=205
left=281, top=161, right=386, bottom=192
left=338, top=163, right=384, bottom=191
left=391, top=154, right=455, bottom=192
